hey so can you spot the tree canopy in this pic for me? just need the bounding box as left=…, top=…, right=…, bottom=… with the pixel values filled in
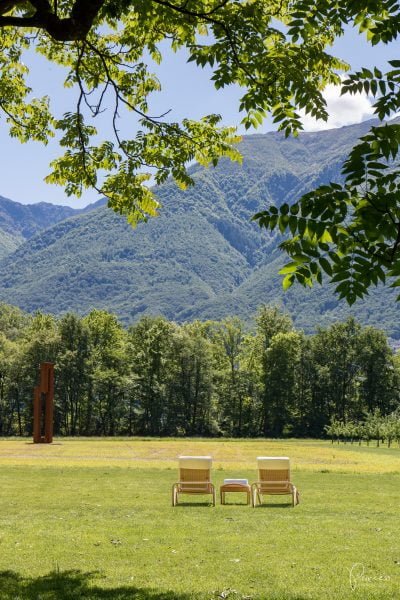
left=250, top=2, right=400, bottom=304
left=0, top=302, right=399, bottom=437
left=0, top=0, right=346, bottom=220
left=1, top=1, right=400, bottom=302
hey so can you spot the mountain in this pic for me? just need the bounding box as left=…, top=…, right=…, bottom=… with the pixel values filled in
left=0, top=196, right=107, bottom=260
left=0, top=196, right=76, bottom=259
left=0, top=118, right=399, bottom=337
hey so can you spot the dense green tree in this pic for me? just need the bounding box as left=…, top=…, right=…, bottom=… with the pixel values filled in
left=0, top=303, right=28, bottom=340
left=55, top=313, right=90, bottom=435
left=262, top=331, right=302, bottom=437
left=309, top=319, right=398, bottom=427
left=167, top=321, right=216, bottom=435
left=253, top=305, right=293, bottom=435
left=0, top=333, right=20, bottom=434
left=83, top=309, right=127, bottom=435
left=18, top=312, right=60, bottom=434
left=0, top=302, right=399, bottom=437
left=0, top=305, right=28, bottom=434
left=358, top=326, right=399, bottom=414
left=127, top=316, right=173, bottom=435
left=208, top=318, right=248, bottom=436
left=255, top=306, right=294, bottom=351
left=291, top=335, right=315, bottom=436
left=311, top=319, right=364, bottom=423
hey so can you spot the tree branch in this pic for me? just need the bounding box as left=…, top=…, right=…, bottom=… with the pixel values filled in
left=0, top=0, right=106, bottom=41
left=150, top=0, right=231, bottom=18
left=0, top=0, right=25, bottom=16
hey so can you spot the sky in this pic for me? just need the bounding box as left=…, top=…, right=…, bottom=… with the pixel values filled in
left=0, top=25, right=397, bottom=208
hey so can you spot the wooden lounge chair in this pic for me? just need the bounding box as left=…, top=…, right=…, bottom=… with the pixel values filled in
left=172, top=456, right=216, bottom=506
left=251, top=457, right=299, bottom=507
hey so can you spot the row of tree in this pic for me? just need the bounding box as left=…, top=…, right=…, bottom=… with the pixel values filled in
left=326, top=410, right=400, bottom=447
left=0, top=303, right=399, bottom=438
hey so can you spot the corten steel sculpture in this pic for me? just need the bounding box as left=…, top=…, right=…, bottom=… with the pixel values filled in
left=33, top=362, right=54, bottom=443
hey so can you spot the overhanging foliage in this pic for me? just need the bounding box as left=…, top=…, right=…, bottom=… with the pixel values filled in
left=1, top=1, right=400, bottom=302
left=0, top=0, right=345, bottom=224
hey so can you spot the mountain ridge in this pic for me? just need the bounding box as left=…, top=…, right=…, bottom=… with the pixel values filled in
left=0, top=195, right=107, bottom=259
left=0, top=118, right=399, bottom=337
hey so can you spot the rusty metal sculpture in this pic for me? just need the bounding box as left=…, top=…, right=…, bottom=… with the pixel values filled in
left=33, top=362, right=54, bottom=443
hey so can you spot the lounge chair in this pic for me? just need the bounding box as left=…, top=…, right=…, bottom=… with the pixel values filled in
left=251, top=457, right=299, bottom=507
left=172, top=456, right=216, bottom=506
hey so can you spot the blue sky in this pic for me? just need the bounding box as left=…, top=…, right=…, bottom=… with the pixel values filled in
left=0, top=26, right=396, bottom=207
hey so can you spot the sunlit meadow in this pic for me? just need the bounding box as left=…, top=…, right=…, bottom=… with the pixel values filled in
left=0, top=438, right=399, bottom=599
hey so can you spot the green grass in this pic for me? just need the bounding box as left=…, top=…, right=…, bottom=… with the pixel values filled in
left=0, top=439, right=399, bottom=599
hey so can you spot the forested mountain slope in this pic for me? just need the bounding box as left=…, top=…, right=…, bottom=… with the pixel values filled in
left=0, top=196, right=77, bottom=259
left=0, top=196, right=106, bottom=259
left=0, top=118, right=399, bottom=336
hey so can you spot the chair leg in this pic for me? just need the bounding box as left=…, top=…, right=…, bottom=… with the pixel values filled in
left=212, top=485, right=216, bottom=506
left=172, top=484, right=176, bottom=506
left=251, top=484, right=257, bottom=507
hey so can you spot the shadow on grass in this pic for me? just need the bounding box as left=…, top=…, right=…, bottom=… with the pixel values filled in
left=25, top=442, right=63, bottom=445
left=221, top=502, right=251, bottom=506
left=0, top=569, right=391, bottom=600
left=0, top=570, right=193, bottom=600
left=174, top=502, right=214, bottom=507
left=254, top=503, right=293, bottom=509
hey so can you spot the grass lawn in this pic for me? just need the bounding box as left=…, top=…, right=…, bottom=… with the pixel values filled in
left=0, top=438, right=399, bottom=599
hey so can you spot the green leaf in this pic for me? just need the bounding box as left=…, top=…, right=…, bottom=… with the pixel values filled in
left=319, top=257, right=332, bottom=276
left=279, top=263, right=298, bottom=275
left=282, top=274, right=294, bottom=291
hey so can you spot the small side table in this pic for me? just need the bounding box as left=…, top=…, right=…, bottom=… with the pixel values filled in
left=220, top=481, right=252, bottom=506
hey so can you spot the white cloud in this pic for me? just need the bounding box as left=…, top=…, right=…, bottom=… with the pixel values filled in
left=300, top=84, right=375, bottom=132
